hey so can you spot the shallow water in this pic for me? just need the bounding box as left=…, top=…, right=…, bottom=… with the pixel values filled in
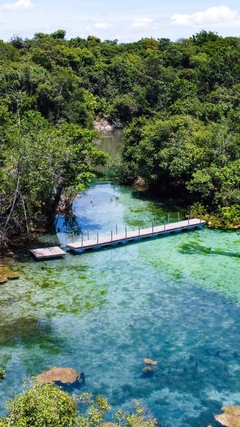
left=1, top=182, right=240, bottom=427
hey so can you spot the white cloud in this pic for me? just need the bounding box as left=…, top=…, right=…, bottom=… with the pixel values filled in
left=3, top=0, right=33, bottom=9
left=132, top=17, right=153, bottom=28
left=95, top=22, right=113, bottom=29
left=171, top=5, right=240, bottom=27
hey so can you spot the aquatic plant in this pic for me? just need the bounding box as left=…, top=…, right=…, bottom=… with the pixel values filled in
left=0, top=371, right=5, bottom=381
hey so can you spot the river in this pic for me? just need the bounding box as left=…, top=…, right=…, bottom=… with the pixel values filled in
left=0, top=132, right=240, bottom=427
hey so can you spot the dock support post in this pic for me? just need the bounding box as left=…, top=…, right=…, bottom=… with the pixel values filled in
left=125, top=227, right=127, bottom=238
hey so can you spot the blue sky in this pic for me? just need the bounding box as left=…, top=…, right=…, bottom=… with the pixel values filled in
left=1, top=0, right=240, bottom=43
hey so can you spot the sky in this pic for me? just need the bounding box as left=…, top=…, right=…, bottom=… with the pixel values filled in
left=0, top=0, right=240, bottom=43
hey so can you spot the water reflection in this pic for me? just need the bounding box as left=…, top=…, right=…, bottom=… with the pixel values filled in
left=95, top=130, right=123, bottom=174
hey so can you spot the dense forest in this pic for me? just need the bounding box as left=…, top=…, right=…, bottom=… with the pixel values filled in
left=1, top=29, right=240, bottom=251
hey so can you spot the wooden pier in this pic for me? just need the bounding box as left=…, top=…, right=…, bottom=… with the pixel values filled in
left=30, top=246, right=66, bottom=260
left=66, top=218, right=206, bottom=253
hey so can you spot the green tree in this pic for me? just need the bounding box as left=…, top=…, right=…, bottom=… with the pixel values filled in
left=0, top=382, right=157, bottom=427
left=5, top=382, right=77, bottom=427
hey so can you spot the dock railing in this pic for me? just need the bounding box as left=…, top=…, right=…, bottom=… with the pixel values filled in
left=66, top=214, right=205, bottom=252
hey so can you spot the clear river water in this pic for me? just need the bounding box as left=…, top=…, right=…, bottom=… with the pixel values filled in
left=0, top=134, right=240, bottom=427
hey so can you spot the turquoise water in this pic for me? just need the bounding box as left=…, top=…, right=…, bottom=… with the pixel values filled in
left=1, top=182, right=240, bottom=427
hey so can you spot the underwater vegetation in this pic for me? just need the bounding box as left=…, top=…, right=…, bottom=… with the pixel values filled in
left=179, top=242, right=240, bottom=258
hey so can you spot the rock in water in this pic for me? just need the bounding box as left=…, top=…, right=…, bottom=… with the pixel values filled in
left=36, top=367, right=84, bottom=386
left=215, top=406, right=240, bottom=427
left=143, top=358, right=158, bottom=365
left=0, top=265, right=20, bottom=282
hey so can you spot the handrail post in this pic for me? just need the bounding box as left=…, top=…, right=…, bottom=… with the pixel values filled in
left=138, top=225, right=140, bottom=236
left=164, top=222, right=165, bottom=231
left=142, top=220, right=144, bottom=229
left=81, top=234, right=83, bottom=248
left=188, top=216, right=190, bottom=226
left=88, top=230, right=90, bottom=240
left=152, top=222, right=154, bottom=234
left=178, top=212, right=180, bottom=222
left=116, top=224, right=118, bottom=234
left=168, top=214, right=170, bottom=224
left=97, top=233, right=99, bottom=244
left=111, top=230, right=113, bottom=241
left=125, top=227, right=127, bottom=238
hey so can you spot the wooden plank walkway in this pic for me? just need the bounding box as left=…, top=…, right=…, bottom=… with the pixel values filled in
left=66, top=218, right=206, bottom=253
left=30, top=246, right=66, bottom=260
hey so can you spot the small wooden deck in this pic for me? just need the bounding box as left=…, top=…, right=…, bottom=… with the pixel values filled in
left=67, top=218, right=206, bottom=253
left=30, top=246, right=66, bottom=260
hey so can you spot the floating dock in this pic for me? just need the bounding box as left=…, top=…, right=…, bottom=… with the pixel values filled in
left=67, top=218, right=206, bottom=253
left=30, top=246, right=66, bottom=260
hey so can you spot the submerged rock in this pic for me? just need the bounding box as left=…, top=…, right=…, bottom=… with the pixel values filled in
left=142, top=358, right=158, bottom=376
left=0, top=275, right=8, bottom=284
left=143, top=358, right=158, bottom=365
left=0, top=265, right=20, bottom=283
left=142, top=365, right=153, bottom=375
left=36, top=367, right=84, bottom=386
left=215, top=406, right=240, bottom=427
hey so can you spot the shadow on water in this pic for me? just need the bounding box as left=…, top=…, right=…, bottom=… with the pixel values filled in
left=179, top=242, right=240, bottom=258
left=0, top=317, right=62, bottom=349
left=131, top=187, right=188, bottom=209
left=0, top=317, right=73, bottom=380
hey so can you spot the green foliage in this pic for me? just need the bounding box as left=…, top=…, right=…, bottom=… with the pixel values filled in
left=0, top=383, right=156, bottom=427
left=1, top=29, right=240, bottom=237
left=114, top=401, right=156, bottom=427
left=77, top=392, right=110, bottom=427
left=0, top=370, right=6, bottom=381
left=51, top=29, right=66, bottom=40
left=4, top=382, right=77, bottom=426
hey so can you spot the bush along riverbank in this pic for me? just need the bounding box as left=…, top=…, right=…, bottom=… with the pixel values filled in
left=2, top=30, right=240, bottom=252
